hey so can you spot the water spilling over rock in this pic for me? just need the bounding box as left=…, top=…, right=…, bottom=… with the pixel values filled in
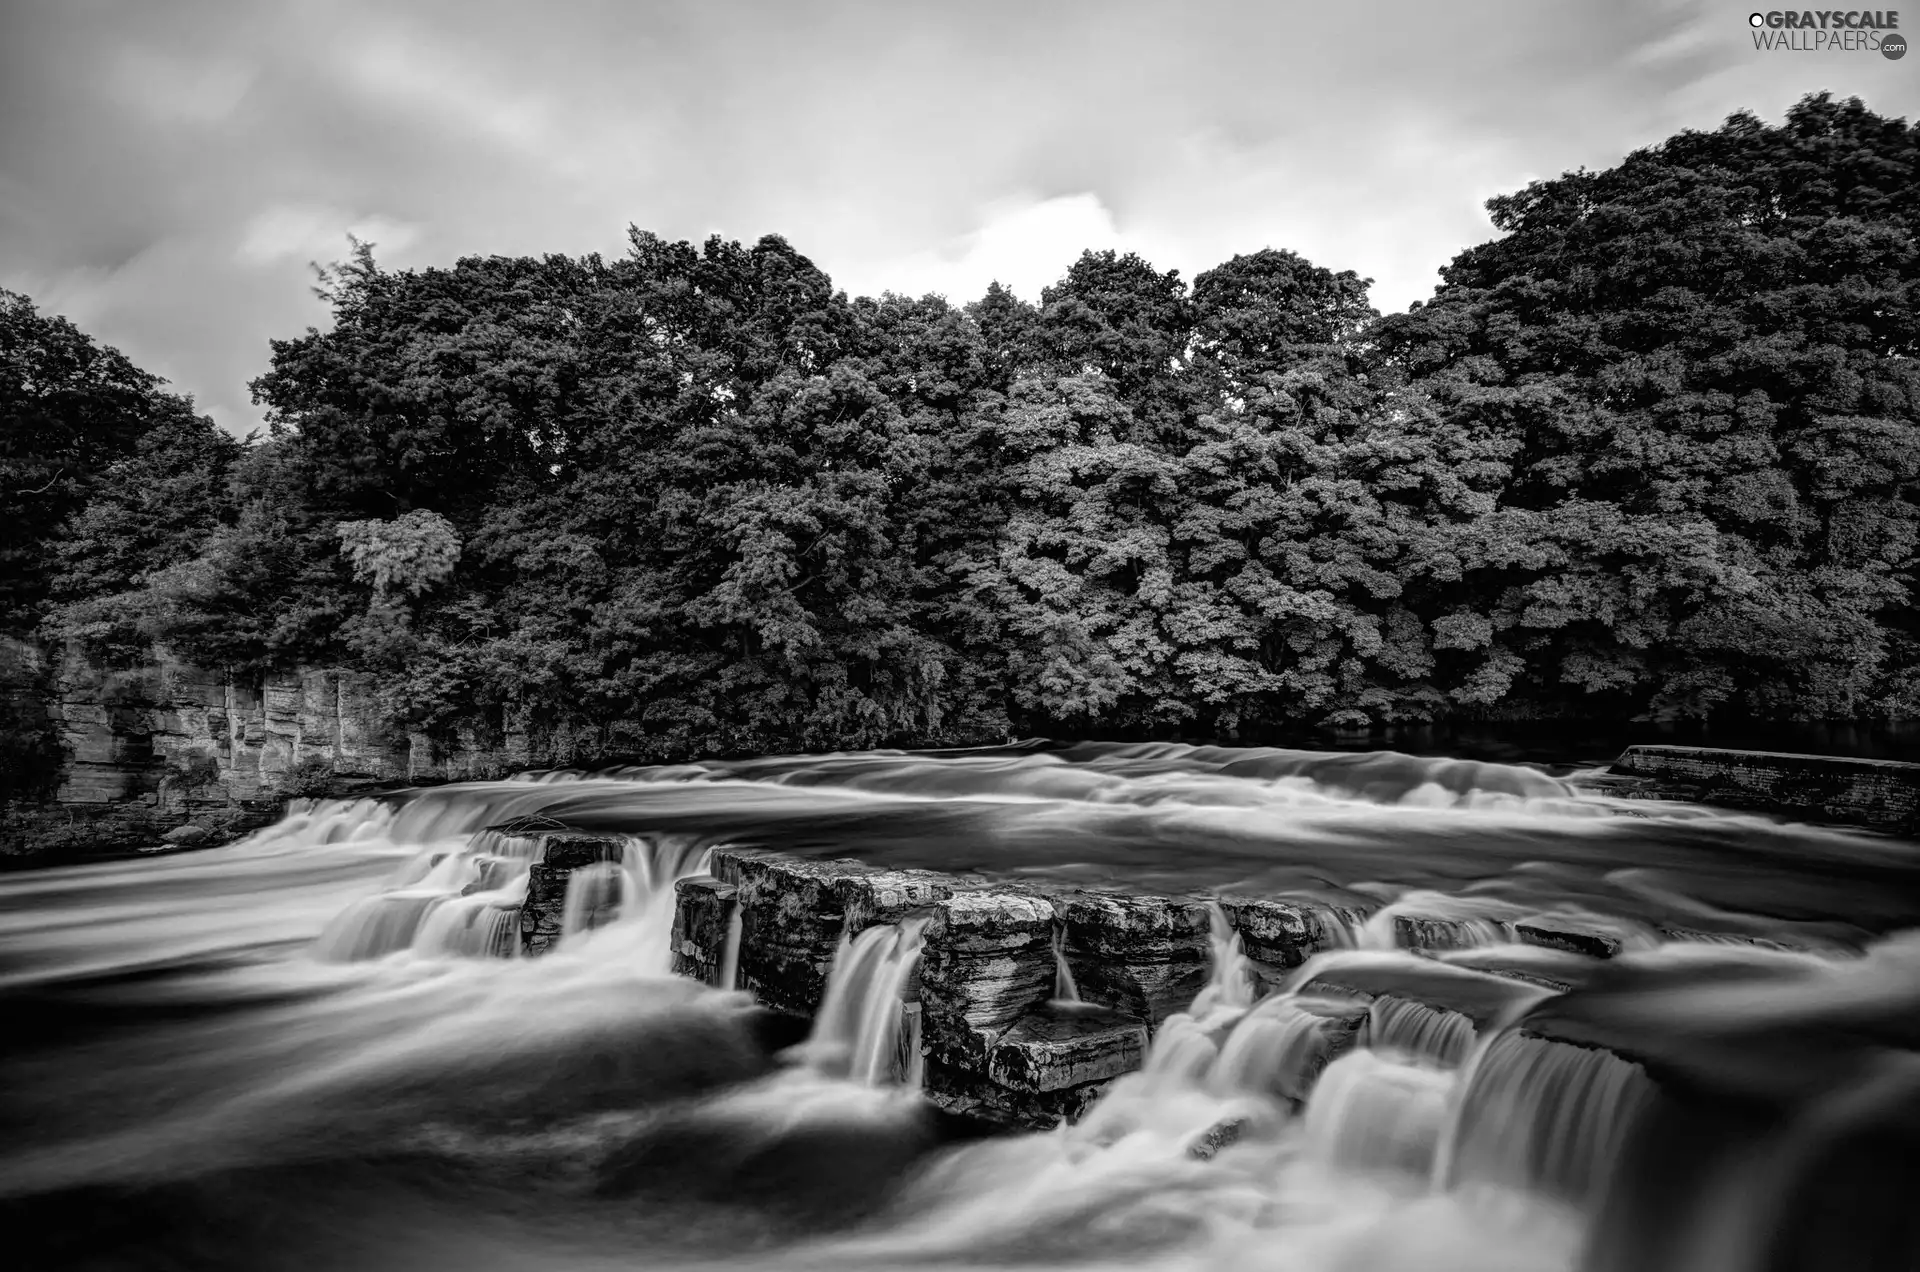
left=1, top=741, right=1916, bottom=1271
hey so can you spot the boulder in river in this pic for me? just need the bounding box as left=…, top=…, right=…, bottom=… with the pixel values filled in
left=1057, top=892, right=1212, bottom=1027
left=669, top=875, right=738, bottom=985
left=520, top=831, right=626, bottom=956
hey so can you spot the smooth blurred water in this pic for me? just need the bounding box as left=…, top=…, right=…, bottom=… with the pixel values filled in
left=1, top=741, right=1915, bottom=1271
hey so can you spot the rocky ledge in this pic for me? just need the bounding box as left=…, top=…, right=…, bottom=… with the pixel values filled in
left=1598, top=745, right=1920, bottom=833
left=467, top=829, right=1858, bottom=1138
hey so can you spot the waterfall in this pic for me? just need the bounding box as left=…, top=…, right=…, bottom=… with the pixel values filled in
left=9, top=742, right=1914, bottom=1272
left=718, top=901, right=744, bottom=991
left=1360, top=893, right=1521, bottom=952
left=1104, top=900, right=1266, bottom=1094
left=310, top=891, right=447, bottom=961
left=411, top=887, right=525, bottom=958
left=558, top=861, right=626, bottom=946
left=1190, top=899, right=1255, bottom=1015
left=1302, top=1049, right=1457, bottom=1180
left=1050, top=920, right=1080, bottom=1003
left=558, top=837, right=713, bottom=970
left=1207, top=992, right=1349, bottom=1102
left=1363, top=995, right=1477, bottom=1068
left=808, top=915, right=932, bottom=1086
left=307, top=828, right=710, bottom=970
left=1437, top=1028, right=1655, bottom=1208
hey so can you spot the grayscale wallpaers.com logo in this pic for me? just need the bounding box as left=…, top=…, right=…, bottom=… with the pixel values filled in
left=1748, top=10, right=1906, bottom=57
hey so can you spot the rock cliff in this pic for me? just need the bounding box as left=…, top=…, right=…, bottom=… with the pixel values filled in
left=0, top=639, right=532, bottom=860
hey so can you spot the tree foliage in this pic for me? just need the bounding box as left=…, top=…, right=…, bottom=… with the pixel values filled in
left=1, top=290, right=234, bottom=637
left=17, top=93, right=1920, bottom=759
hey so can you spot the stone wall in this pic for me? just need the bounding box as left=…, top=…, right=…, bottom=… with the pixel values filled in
left=0, top=639, right=535, bottom=860
left=1607, top=745, right=1920, bottom=832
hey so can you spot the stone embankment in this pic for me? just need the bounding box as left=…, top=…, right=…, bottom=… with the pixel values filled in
left=0, top=640, right=565, bottom=860
left=1597, top=745, right=1920, bottom=833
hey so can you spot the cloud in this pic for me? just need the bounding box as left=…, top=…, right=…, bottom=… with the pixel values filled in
left=841, top=194, right=1127, bottom=303
left=237, top=206, right=420, bottom=268
left=2, top=0, right=1915, bottom=435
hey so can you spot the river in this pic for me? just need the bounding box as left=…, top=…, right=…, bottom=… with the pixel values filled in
left=2, top=742, right=1916, bottom=1271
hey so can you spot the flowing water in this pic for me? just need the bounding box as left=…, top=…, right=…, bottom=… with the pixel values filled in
left=804, top=917, right=931, bottom=1087
left=2, top=740, right=1918, bottom=1271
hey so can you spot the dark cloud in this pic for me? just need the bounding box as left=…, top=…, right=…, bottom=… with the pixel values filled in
left=2, top=0, right=1914, bottom=434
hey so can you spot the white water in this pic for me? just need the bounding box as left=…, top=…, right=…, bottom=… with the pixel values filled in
left=806, top=915, right=933, bottom=1086
left=718, top=901, right=744, bottom=991
left=1050, top=921, right=1081, bottom=1003
left=308, top=822, right=711, bottom=971
left=3, top=743, right=1917, bottom=1272
left=1439, top=1029, right=1656, bottom=1208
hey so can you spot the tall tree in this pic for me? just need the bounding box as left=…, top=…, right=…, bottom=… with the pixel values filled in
left=0, top=290, right=209, bottom=633
left=1376, top=93, right=1920, bottom=720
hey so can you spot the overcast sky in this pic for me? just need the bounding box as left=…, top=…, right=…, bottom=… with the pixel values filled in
left=2, top=0, right=1915, bottom=435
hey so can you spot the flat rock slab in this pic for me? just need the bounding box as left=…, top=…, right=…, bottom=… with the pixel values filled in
left=1436, top=946, right=1613, bottom=993
left=1609, top=745, right=1920, bottom=831
left=1515, top=918, right=1625, bottom=959
left=1391, top=914, right=1506, bottom=951
left=1301, top=959, right=1554, bottom=1030
left=984, top=1003, right=1149, bottom=1094
left=1221, top=896, right=1371, bottom=969
left=529, top=832, right=627, bottom=869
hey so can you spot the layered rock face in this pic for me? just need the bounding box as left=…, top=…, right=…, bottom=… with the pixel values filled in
left=920, top=891, right=1149, bottom=1127
left=1058, top=893, right=1212, bottom=1026
left=665, top=865, right=1160, bottom=1128
left=459, top=829, right=1834, bottom=1134
left=520, top=832, right=627, bottom=955
left=707, top=849, right=954, bottom=1015
left=669, top=877, right=738, bottom=984
left=649, top=852, right=1692, bottom=1132
left=1220, top=896, right=1366, bottom=988
left=1, top=641, right=556, bottom=858
left=470, top=831, right=1838, bottom=1141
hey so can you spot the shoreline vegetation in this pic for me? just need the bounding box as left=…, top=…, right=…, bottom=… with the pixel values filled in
left=4, top=93, right=1918, bottom=801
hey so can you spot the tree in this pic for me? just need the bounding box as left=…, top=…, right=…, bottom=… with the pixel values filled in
left=0, top=290, right=207, bottom=633
left=42, top=401, right=241, bottom=661
left=1036, top=250, right=1196, bottom=443
left=15, top=90, right=1913, bottom=767
left=1376, top=93, right=1920, bottom=721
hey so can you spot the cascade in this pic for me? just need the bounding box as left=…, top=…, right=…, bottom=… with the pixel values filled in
left=305, top=828, right=709, bottom=969
left=717, top=901, right=744, bottom=991
left=310, top=890, right=447, bottom=961
left=1301, top=1049, right=1457, bottom=1180
left=1190, top=899, right=1256, bottom=1015
left=1438, top=1028, right=1655, bottom=1208
left=1360, top=891, right=1522, bottom=952
left=1050, top=920, right=1080, bottom=1003
left=557, top=860, right=626, bottom=946
left=1363, top=995, right=1477, bottom=1068
left=1206, top=991, right=1352, bottom=1102
left=8, top=741, right=1917, bottom=1272
left=807, top=915, right=932, bottom=1086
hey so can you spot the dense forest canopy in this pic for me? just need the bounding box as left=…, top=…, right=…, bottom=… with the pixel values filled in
left=5, top=93, right=1916, bottom=762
